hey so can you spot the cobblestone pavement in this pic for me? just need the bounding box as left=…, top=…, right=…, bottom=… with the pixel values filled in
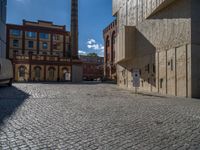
left=0, top=83, right=200, bottom=150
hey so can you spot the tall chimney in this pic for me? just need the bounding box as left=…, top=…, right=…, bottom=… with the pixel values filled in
left=71, top=0, right=78, bottom=59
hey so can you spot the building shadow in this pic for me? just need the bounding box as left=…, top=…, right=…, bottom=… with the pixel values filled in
left=148, top=0, right=190, bottom=20
left=118, top=28, right=156, bottom=91
left=0, top=85, right=30, bottom=126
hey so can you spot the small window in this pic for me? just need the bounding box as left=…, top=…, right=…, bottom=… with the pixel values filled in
left=171, top=59, right=174, bottom=71
left=153, top=64, right=156, bottom=73
left=139, top=69, right=142, bottom=76
left=28, top=41, right=34, bottom=48
left=11, top=29, right=21, bottom=36
left=141, top=80, right=144, bottom=87
left=145, top=64, right=150, bottom=73
left=53, top=43, right=57, bottom=50
left=42, top=42, right=48, bottom=49
left=19, top=66, right=26, bottom=78
left=106, top=39, right=110, bottom=47
left=40, top=33, right=49, bottom=39
left=34, top=67, right=41, bottom=80
left=13, top=40, right=19, bottom=47
left=53, top=34, right=60, bottom=41
left=160, top=78, right=163, bottom=89
left=27, top=32, right=36, bottom=38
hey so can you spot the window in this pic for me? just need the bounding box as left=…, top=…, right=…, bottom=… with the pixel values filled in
left=52, top=42, right=56, bottom=49
left=28, top=41, right=34, bottom=48
left=40, top=33, right=49, bottom=39
left=53, top=34, right=60, bottom=41
left=63, top=69, right=70, bottom=81
left=42, top=42, right=48, bottom=49
left=34, top=67, right=41, bottom=81
left=19, top=66, right=26, bottom=78
left=160, top=78, right=163, bottom=89
left=48, top=68, right=55, bottom=81
left=53, top=42, right=61, bottom=50
left=11, top=29, right=21, bottom=36
left=171, top=59, right=174, bottom=71
left=27, top=32, right=36, bottom=38
left=106, top=37, right=110, bottom=47
left=153, top=64, right=156, bottom=73
left=145, top=64, right=150, bottom=73
left=13, top=40, right=19, bottom=47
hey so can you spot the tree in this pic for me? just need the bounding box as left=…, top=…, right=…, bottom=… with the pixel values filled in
left=87, top=53, right=98, bottom=57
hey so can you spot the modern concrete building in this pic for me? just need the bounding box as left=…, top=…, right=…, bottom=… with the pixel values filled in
left=6, top=20, right=75, bottom=82
left=103, top=19, right=117, bottom=81
left=113, top=0, right=200, bottom=98
left=0, top=0, right=7, bottom=58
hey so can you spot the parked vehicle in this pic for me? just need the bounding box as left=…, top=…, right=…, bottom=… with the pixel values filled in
left=0, top=58, right=13, bottom=86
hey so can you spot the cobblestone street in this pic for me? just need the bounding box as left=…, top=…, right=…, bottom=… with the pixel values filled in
left=0, top=83, right=200, bottom=149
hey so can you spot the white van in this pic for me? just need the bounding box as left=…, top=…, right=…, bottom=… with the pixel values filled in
left=0, top=58, right=13, bottom=86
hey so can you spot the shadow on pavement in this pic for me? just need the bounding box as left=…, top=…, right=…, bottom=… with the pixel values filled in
left=0, top=85, right=30, bottom=126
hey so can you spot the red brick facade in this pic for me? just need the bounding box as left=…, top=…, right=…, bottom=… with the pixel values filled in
left=79, top=55, right=104, bottom=81
left=103, top=19, right=117, bottom=81
left=6, top=20, right=80, bottom=82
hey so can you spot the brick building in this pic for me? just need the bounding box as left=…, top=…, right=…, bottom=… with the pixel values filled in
left=0, top=0, right=7, bottom=58
left=103, top=19, right=117, bottom=81
left=113, top=0, right=200, bottom=98
left=79, top=55, right=104, bottom=81
left=6, top=20, right=73, bottom=82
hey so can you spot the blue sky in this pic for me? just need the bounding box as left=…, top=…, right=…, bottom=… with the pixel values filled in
left=7, top=0, right=115, bottom=56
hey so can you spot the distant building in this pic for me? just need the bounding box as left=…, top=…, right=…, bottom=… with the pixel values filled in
left=79, top=55, right=104, bottom=81
left=113, top=0, right=200, bottom=98
left=103, top=19, right=117, bottom=81
left=0, top=0, right=7, bottom=58
left=7, top=20, right=73, bottom=82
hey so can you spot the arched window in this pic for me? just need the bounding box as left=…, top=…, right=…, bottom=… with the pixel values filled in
left=106, top=36, right=110, bottom=47
left=34, top=66, right=41, bottom=81
left=48, top=67, right=55, bottom=81
left=106, top=36, right=110, bottom=62
left=112, top=31, right=116, bottom=45
left=111, top=31, right=116, bottom=62
left=62, top=68, right=70, bottom=81
left=19, top=66, right=26, bottom=78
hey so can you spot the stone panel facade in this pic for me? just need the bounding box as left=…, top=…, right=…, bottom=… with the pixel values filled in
left=113, top=0, right=200, bottom=97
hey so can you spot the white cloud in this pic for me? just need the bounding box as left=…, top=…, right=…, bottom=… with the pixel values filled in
left=15, top=0, right=30, bottom=3
left=78, top=50, right=87, bottom=55
left=87, top=39, right=96, bottom=45
left=87, top=39, right=104, bottom=51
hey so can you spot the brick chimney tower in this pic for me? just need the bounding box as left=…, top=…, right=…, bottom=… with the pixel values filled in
left=71, top=0, right=78, bottom=59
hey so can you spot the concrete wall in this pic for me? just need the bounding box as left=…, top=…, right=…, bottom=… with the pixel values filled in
left=72, top=64, right=83, bottom=83
left=114, top=0, right=195, bottom=97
